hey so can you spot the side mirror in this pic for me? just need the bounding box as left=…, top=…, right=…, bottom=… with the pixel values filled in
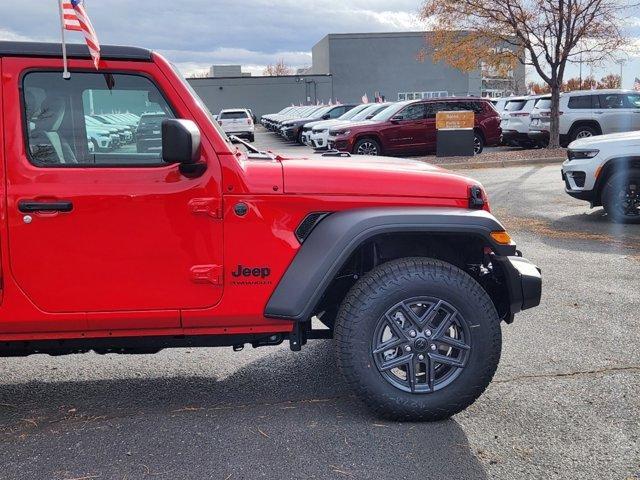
left=162, top=119, right=206, bottom=177
left=322, top=113, right=331, bottom=120
left=391, top=115, right=404, bottom=123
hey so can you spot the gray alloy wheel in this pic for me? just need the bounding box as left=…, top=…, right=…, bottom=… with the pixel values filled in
left=372, top=297, right=471, bottom=394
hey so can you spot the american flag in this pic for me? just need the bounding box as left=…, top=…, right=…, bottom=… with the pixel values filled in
left=634, top=77, right=640, bottom=92
left=62, top=0, right=101, bottom=69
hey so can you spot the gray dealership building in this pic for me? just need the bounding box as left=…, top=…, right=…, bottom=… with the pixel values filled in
left=189, top=31, right=526, bottom=119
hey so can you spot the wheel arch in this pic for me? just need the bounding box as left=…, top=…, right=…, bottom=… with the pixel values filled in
left=264, top=208, right=516, bottom=323
left=352, top=133, right=383, bottom=152
left=592, top=156, right=640, bottom=206
left=569, top=120, right=602, bottom=138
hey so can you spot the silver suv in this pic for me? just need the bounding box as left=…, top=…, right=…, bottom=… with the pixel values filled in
left=528, top=89, right=640, bottom=147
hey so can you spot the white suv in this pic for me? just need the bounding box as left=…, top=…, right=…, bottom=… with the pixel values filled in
left=218, top=108, right=255, bottom=142
left=529, top=89, right=640, bottom=147
left=501, top=95, right=549, bottom=148
left=562, top=131, right=640, bottom=223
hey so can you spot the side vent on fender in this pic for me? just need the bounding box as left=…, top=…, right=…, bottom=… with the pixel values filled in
left=295, top=212, right=332, bottom=243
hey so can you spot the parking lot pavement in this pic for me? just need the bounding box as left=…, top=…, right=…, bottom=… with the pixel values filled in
left=0, top=146, right=638, bottom=479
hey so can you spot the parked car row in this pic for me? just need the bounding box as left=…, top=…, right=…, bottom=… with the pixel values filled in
left=84, top=112, right=141, bottom=152
left=262, top=97, right=502, bottom=156
left=493, top=89, right=640, bottom=148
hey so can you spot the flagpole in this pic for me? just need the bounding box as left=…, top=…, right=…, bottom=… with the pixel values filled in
left=57, top=0, right=71, bottom=79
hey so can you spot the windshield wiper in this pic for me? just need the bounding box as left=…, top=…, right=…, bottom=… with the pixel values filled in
left=229, top=135, right=274, bottom=159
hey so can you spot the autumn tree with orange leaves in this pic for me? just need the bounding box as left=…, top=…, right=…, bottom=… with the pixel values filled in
left=263, top=59, right=293, bottom=76
left=420, top=0, right=636, bottom=148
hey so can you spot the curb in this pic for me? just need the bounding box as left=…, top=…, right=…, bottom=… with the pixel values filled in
left=436, top=157, right=565, bottom=170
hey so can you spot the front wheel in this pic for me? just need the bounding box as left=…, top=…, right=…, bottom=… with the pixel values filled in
left=601, top=169, right=640, bottom=224
left=334, top=257, right=502, bottom=421
left=353, top=137, right=381, bottom=156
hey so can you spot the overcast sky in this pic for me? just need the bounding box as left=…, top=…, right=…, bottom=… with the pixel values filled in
left=1, top=0, right=639, bottom=87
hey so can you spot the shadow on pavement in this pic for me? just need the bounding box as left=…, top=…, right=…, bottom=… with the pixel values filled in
left=0, top=341, right=488, bottom=480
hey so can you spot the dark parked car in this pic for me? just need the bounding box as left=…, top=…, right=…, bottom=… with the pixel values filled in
left=136, top=112, right=166, bottom=154
left=281, top=104, right=358, bottom=143
left=327, top=98, right=501, bottom=156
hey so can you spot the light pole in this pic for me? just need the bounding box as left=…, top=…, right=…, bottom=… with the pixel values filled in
left=616, top=59, right=626, bottom=88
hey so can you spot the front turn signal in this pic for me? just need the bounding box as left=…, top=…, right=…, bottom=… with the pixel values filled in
left=490, top=230, right=513, bottom=245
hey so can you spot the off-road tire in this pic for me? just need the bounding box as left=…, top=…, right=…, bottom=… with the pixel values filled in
left=334, top=257, right=502, bottom=421
left=248, top=134, right=255, bottom=143
left=601, top=168, right=640, bottom=224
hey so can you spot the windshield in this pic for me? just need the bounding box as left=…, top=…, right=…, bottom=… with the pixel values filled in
left=535, top=98, right=552, bottom=109
left=355, top=103, right=393, bottom=120
left=169, top=62, right=230, bottom=142
left=505, top=100, right=527, bottom=111
left=338, top=104, right=368, bottom=120
left=371, top=101, right=410, bottom=121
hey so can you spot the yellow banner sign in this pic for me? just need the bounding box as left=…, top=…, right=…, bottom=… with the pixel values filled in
left=436, top=111, right=475, bottom=130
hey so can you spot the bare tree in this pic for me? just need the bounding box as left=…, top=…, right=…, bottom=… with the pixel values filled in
left=420, top=0, right=637, bottom=147
left=598, top=73, right=622, bottom=89
left=263, top=59, right=293, bottom=76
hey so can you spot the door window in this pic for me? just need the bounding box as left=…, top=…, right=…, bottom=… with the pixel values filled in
left=623, top=93, right=640, bottom=109
left=599, top=94, right=625, bottom=109
left=22, top=71, right=175, bottom=167
left=398, top=103, right=426, bottom=120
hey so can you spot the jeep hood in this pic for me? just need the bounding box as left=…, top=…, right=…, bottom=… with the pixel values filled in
left=570, top=130, right=640, bottom=148
left=280, top=155, right=477, bottom=199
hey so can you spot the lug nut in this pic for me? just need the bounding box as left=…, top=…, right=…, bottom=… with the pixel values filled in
left=418, top=354, right=425, bottom=361
left=430, top=344, right=437, bottom=351
left=409, top=330, right=417, bottom=338
left=425, top=330, right=432, bottom=337
left=405, top=345, right=412, bottom=352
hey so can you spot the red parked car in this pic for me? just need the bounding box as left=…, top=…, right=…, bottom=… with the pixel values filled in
left=327, top=98, right=502, bottom=156
left=0, top=41, right=540, bottom=421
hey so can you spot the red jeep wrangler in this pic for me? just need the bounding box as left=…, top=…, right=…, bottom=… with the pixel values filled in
left=0, top=42, right=541, bottom=421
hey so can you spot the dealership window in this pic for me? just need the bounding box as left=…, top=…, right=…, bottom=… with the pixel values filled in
left=23, top=71, right=175, bottom=167
left=398, top=91, right=448, bottom=101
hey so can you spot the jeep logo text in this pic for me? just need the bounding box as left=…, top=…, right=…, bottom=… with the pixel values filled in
left=232, top=265, right=271, bottom=278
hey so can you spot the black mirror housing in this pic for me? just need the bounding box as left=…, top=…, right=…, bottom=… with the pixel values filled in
left=322, top=114, right=331, bottom=120
left=162, top=119, right=201, bottom=164
left=391, top=115, right=404, bottom=123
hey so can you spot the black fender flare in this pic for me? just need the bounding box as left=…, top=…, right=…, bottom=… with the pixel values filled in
left=264, top=207, right=516, bottom=321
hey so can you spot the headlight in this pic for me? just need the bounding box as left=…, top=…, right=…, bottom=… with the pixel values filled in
left=332, top=129, right=351, bottom=137
left=567, top=149, right=599, bottom=160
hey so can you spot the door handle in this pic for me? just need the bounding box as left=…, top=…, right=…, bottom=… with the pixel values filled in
left=18, top=200, right=73, bottom=213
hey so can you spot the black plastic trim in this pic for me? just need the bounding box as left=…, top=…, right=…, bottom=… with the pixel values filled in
left=0, top=41, right=152, bottom=61
left=265, top=207, right=516, bottom=321
left=492, top=256, right=542, bottom=314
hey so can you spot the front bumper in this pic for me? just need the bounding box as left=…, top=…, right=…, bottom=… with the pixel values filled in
left=493, top=255, right=542, bottom=316
left=327, top=136, right=354, bottom=152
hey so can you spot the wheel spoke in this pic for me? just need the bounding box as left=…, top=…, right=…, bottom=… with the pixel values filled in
left=384, top=313, right=409, bottom=340
left=429, top=352, right=465, bottom=368
left=373, top=336, right=405, bottom=355
left=380, top=353, right=412, bottom=372
left=427, top=356, right=436, bottom=391
left=430, top=311, right=455, bottom=339
left=406, top=357, right=417, bottom=392
left=397, top=303, right=425, bottom=329
left=420, top=300, right=443, bottom=328
left=437, top=335, right=470, bottom=351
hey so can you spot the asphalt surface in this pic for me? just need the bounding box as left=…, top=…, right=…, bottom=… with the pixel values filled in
left=1, top=132, right=639, bottom=480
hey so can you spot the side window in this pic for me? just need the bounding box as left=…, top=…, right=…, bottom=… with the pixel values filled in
left=599, top=94, right=625, bottom=109
left=425, top=102, right=446, bottom=119
left=329, top=106, right=346, bottom=118
left=568, top=96, right=593, bottom=109
left=624, top=94, right=640, bottom=109
left=399, top=103, right=426, bottom=121
left=23, top=71, right=175, bottom=167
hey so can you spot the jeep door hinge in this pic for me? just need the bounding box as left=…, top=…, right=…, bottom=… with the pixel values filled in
left=189, top=197, right=223, bottom=219
left=191, top=264, right=223, bottom=285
